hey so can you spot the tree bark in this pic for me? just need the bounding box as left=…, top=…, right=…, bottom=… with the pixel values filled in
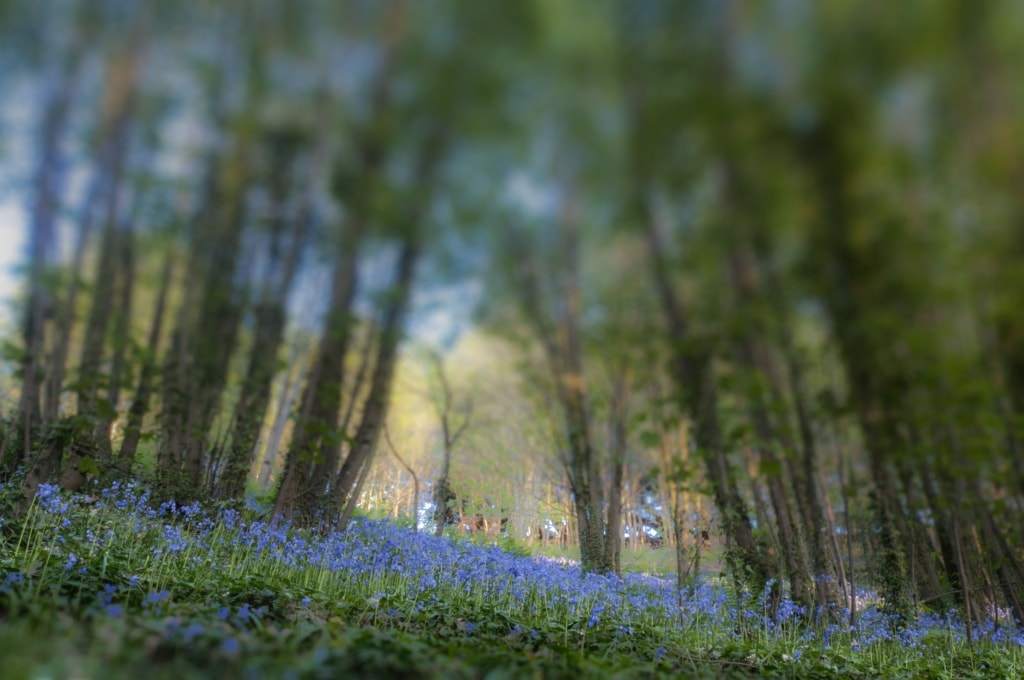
left=217, top=136, right=307, bottom=501
left=429, top=350, right=472, bottom=536
left=604, top=368, right=629, bottom=575
left=641, top=210, right=772, bottom=591
left=119, top=247, right=174, bottom=464
left=8, top=32, right=84, bottom=496
left=727, top=234, right=814, bottom=611
left=274, top=230, right=362, bottom=520
left=335, top=234, right=421, bottom=531
left=256, top=340, right=307, bottom=489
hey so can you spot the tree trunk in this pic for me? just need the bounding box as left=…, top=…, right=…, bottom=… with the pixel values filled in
left=797, top=108, right=913, bottom=616
left=256, top=341, right=307, bottom=490
left=274, top=232, right=362, bottom=520
left=604, top=369, right=629, bottom=575
left=8, top=34, right=83, bottom=495
left=119, top=247, right=174, bottom=464
left=728, top=238, right=814, bottom=610
left=385, top=425, right=419, bottom=533
left=178, top=147, right=250, bottom=499
left=429, top=350, right=471, bottom=537
left=216, top=142, right=306, bottom=501
left=642, top=211, right=772, bottom=591
left=335, top=234, right=421, bottom=530
left=43, top=179, right=101, bottom=425
left=75, top=42, right=141, bottom=469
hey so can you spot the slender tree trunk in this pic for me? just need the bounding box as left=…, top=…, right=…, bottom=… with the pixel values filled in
left=335, top=234, right=421, bottom=530
left=748, top=239, right=843, bottom=611
left=508, top=192, right=613, bottom=574
left=8, top=35, right=83, bottom=495
left=641, top=211, right=771, bottom=591
left=256, top=341, right=307, bottom=489
left=778, top=331, right=842, bottom=611
left=797, top=110, right=913, bottom=616
left=429, top=350, right=471, bottom=536
left=385, top=425, right=419, bottom=533
left=604, top=369, right=629, bottom=575
left=178, top=148, right=250, bottom=499
left=730, top=307, right=813, bottom=608
left=75, top=42, right=141, bottom=443
left=94, top=228, right=135, bottom=456
left=216, top=298, right=287, bottom=501
left=661, top=422, right=693, bottom=591
left=217, top=155, right=306, bottom=501
left=76, top=199, right=126, bottom=429
left=44, top=179, right=101, bottom=425
left=274, top=60, right=399, bottom=520
left=119, top=248, right=173, bottom=464
left=157, top=144, right=223, bottom=494
left=973, top=481, right=1024, bottom=623
left=274, top=236, right=361, bottom=520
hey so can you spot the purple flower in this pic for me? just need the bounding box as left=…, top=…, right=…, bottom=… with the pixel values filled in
left=221, top=637, right=240, bottom=656
left=182, top=623, right=205, bottom=643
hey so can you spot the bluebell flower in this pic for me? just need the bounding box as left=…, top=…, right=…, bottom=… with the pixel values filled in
left=182, top=623, right=205, bottom=643
left=221, top=637, right=240, bottom=656
left=146, top=590, right=169, bottom=605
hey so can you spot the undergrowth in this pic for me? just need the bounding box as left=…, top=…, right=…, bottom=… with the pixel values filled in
left=1, top=480, right=1021, bottom=679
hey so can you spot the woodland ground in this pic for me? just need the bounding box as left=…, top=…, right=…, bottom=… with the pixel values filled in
left=1, top=481, right=1022, bottom=679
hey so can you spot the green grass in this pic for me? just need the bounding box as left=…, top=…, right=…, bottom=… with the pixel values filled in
left=1, top=482, right=1022, bottom=679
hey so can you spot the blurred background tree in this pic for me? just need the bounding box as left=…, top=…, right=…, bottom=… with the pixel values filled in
left=1, top=0, right=1024, bottom=624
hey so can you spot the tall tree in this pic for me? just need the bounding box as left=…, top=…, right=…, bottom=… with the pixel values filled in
left=215, top=125, right=309, bottom=501
left=6, top=15, right=89, bottom=498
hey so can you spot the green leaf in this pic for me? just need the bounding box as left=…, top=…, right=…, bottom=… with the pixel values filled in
left=639, top=430, right=661, bottom=449
left=77, top=456, right=100, bottom=477
left=96, top=398, right=118, bottom=421
left=758, top=459, right=783, bottom=478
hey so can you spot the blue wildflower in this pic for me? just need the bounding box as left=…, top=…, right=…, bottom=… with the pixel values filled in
left=182, top=623, right=205, bottom=643
left=221, top=637, right=240, bottom=656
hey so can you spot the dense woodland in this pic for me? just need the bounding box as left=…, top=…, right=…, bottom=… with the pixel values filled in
left=2, top=0, right=1024, bottom=634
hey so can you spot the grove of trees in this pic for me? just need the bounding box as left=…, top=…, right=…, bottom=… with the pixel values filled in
left=2, top=0, right=1024, bottom=630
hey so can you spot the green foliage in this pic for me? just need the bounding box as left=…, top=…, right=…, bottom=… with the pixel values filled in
left=2, top=486, right=1022, bottom=679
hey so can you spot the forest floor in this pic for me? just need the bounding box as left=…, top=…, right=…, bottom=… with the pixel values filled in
left=1, top=481, right=1021, bottom=679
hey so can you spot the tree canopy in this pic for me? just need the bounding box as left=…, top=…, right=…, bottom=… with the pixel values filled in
left=2, top=0, right=1024, bottom=627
